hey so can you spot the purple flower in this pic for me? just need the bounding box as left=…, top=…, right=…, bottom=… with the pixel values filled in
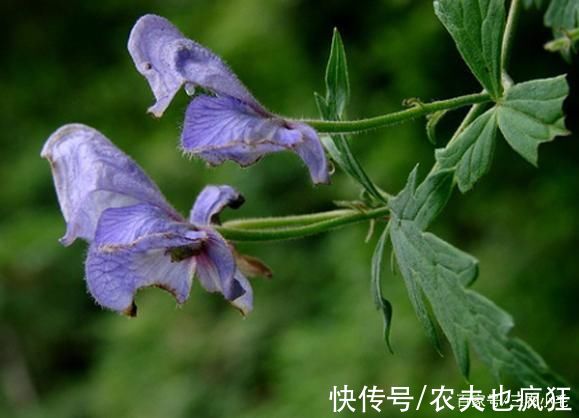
left=128, top=14, right=330, bottom=185
left=41, top=124, right=255, bottom=316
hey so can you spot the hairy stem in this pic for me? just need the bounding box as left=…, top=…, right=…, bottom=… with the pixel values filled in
left=303, top=92, right=491, bottom=134
left=501, top=0, right=521, bottom=71
left=217, top=207, right=390, bottom=242
left=223, top=209, right=353, bottom=229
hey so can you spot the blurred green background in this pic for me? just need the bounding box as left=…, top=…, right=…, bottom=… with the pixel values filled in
left=1, top=0, right=577, bottom=417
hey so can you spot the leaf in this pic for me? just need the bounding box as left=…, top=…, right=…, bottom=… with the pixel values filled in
left=389, top=166, right=454, bottom=230
left=324, top=28, right=350, bottom=117
left=434, top=0, right=506, bottom=99
left=544, top=28, right=579, bottom=59
left=388, top=163, right=578, bottom=402
left=496, top=75, right=569, bottom=165
left=545, top=0, right=579, bottom=31
left=389, top=218, right=577, bottom=399
left=544, top=0, right=579, bottom=58
left=316, top=30, right=385, bottom=203
left=390, top=221, right=475, bottom=375
left=371, top=225, right=394, bottom=353
left=436, top=108, right=498, bottom=192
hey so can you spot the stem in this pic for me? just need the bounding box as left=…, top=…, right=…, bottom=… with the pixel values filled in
left=222, top=209, right=353, bottom=229
left=216, top=207, right=390, bottom=242
left=302, top=92, right=491, bottom=134
left=501, top=0, right=521, bottom=70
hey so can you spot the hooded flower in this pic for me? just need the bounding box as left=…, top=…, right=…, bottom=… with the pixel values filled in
left=128, top=14, right=330, bottom=185
left=41, top=124, right=254, bottom=316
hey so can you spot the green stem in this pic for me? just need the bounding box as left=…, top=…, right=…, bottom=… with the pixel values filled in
left=216, top=207, right=390, bottom=242
left=302, top=92, right=491, bottom=134
left=222, top=209, right=353, bottom=229
left=501, top=0, right=521, bottom=70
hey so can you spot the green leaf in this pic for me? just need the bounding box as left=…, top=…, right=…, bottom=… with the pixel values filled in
left=544, top=27, right=579, bottom=58
left=371, top=225, right=394, bottom=353
left=389, top=218, right=577, bottom=398
left=434, top=0, right=506, bottom=99
left=436, top=108, right=498, bottom=192
left=316, top=30, right=385, bottom=203
left=324, top=28, right=350, bottom=117
left=389, top=166, right=454, bottom=230
left=496, top=75, right=569, bottom=165
left=390, top=221, right=476, bottom=375
left=545, top=0, right=579, bottom=31
left=544, top=0, right=579, bottom=58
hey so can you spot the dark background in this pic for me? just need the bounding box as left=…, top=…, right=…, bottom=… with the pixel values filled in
left=0, top=0, right=577, bottom=417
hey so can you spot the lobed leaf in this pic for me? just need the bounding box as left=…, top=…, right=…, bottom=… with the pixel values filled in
left=544, top=0, right=579, bottom=31
left=530, top=0, right=579, bottom=58
left=434, top=0, right=506, bottom=99
left=390, top=218, right=577, bottom=405
left=389, top=166, right=454, bottom=230
left=436, top=108, right=498, bottom=192
left=496, top=75, right=569, bottom=165
left=434, top=76, right=568, bottom=191
left=389, top=217, right=576, bottom=402
left=387, top=161, right=578, bottom=403
left=316, top=30, right=385, bottom=203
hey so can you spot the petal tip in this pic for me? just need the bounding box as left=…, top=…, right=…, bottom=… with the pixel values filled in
left=41, top=123, right=94, bottom=158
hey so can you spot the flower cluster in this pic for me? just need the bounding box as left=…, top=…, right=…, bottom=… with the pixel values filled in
left=42, top=14, right=326, bottom=315
left=42, top=124, right=255, bottom=316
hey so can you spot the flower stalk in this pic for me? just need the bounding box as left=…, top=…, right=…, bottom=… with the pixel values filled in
left=217, top=207, right=390, bottom=242
left=303, top=92, right=491, bottom=134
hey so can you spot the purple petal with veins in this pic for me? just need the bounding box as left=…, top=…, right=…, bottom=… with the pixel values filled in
left=41, top=124, right=179, bottom=246
left=43, top=124, right=256, bottom=315
left=86, top=243, right=197, bottom=316
left=181, top=95, right=330, bottom=184
left=128, top=14, right=258, bottom=117
left=189, top=185, right=245, bottom=225
left=128, top=14, right=330, bottom=184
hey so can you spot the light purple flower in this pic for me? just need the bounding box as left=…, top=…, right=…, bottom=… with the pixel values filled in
left=41, top=124, right=253, bottom=316
left=128, top=14, right=330, bottom=185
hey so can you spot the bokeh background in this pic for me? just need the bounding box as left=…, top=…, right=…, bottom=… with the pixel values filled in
left=1, top=0, right=577, bottom=417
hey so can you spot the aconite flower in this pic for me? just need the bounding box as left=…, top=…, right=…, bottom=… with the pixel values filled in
left=41, top=124, right=255, bottom=316
left=128, top=14, right=330, bottom=185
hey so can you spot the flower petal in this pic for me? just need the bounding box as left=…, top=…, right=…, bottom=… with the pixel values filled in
left=289, top=123, right=331, bottom=185
left=95, top=203, right=199, bottom=247
left=195, top=229, right=235, bottom=295
left=195, top=229, right=252, bottom=312
left=85, top=235, right=198, bottom=316
left=128, top=14, right=258, bottom=117
left=189, top=185, right=244, bottom=225
left=181, top=95, right=330, bottom=184
left=41, top=124, right=179, bottom=246
left=230, top=272, right=253, bottom=316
